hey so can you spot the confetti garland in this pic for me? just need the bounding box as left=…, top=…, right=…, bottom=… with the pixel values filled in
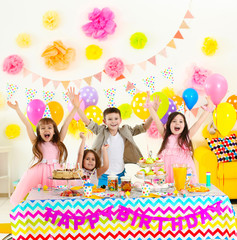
left=177, top=103, right=185, bottom=114
left=6, top=83, right=19, bottom=100
left=162, top=67, right=174, bottom=84
left=43, top=91, right=55, bottom=104
left=25, top=88, right=37, bottom=104
left=104, top=88, right=117, bottom=107
left=143, top=76, right=155, bottom=93
left=62, top=92, right=69, bottom=103
left=123, top=83, right=137, bottom=97
left=43, top=105, right=51, bottom=118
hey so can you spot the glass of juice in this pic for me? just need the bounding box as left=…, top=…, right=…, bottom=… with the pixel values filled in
left=172, top=163, right=188, bottom=191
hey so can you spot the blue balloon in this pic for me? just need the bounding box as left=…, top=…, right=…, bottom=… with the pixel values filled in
left=182, top=88, right=198, bottom=110
left=161, top=98, right=177, bottom=124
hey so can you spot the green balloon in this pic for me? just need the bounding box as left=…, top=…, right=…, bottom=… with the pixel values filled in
left=151, top=92, right=169, bottom=119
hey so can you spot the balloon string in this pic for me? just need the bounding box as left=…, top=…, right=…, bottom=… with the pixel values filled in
left=215, top=105, right=218, bottom=138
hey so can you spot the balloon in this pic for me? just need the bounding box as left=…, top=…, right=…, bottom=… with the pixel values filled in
left=84, top=105, right=103, bottom=124
left=27, top=99, right=46, bottom=126
left=213, top=102, right=236, bottom=136
left=79, top=86, right=99, bottom=108
left=171, top=95, right=186, bottom=113
left=160, top=98, right=177, bottom=124
left=226, top=95, right=237, bottom=117
left=151, top=92, right=169, bottom=119
left=182, top=88, right=198, bottom=110
left=205, top=73, right=228, bottom=106
left=48, top=101, right=64, bottom=125
left=67, top=97, right=85, bottom=121
left=131, top=92, right=150, bottom=120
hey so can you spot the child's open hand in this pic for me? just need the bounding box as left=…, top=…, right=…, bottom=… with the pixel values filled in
left=152, top=94, right=161, bottom=112
left=79, top=132, right=86, bottom=140
left=7, top=101, right=19, bottom=110
left=102, top=144, right=109, bottom=151
left=67, top=87, right=82, bottom=108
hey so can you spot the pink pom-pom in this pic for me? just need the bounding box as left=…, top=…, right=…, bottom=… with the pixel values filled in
left=147, top=121, right=162, bottom=138
left=82, top=7, right=117, bottom=40
left=3, top=55, right=24, bottom=75
left=105, top=57, right=124, bottom=78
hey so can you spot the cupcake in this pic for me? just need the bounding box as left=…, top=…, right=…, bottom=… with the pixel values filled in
left=145, top=158, right=154, bottom=164
left=139, top=157, right=146, bottom=163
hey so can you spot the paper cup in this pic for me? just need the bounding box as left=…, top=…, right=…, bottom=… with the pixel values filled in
left=84, top=186, right=92, bottom=197
left=142, top=183, right=151, bottom=196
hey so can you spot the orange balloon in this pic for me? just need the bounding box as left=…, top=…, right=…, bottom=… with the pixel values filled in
left=171, top=95, right=186, bottom=113
left=48, top=101, right=64, bottom=125
left=227, top=95, right=237, bottom=117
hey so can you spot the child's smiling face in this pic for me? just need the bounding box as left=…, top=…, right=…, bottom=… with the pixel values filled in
left=170, top=114, right=185, bottom=135
left=39, top=123, right=55, bottom=142
left=103, top=113, right=122, bottom=132
left=83, top=152, right=96, bottom=170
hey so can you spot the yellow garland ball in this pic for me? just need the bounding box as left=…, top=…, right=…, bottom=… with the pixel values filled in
left=86, top=45, right=103, bottom=60
left=5, top=124, right=21, bottom=139
left=118, top=103, right=132, bottom=120
left=202, top=37, right=218, bottom=56
left=84, top=106, right=103, bottom=124
left=42, top=11, right=59, bottom=30
left=130, top=32, right=147, bottom=49
left=68, top=119, right=90, bottom=139
left=16, top=33, right=31, bottom=48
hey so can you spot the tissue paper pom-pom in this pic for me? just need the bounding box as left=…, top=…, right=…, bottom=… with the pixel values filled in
left=105, top=57, right=124, bottom=78
left=161, top=87, right=175, bottom=98
left=118, top=103, right=132, bottom=119
left=147, top=121, right=162, bottom=139
left=82, top=7, right=117, bottom=40
left=202, top=37, right=218, bottom=56
left=68, top=119, right=90, bottom=139
left=130, top=32, right=147, bottom=49
left=41, top=41, right=75, bottom=71
left=86, top=45, right=103, bottom=60
left=16, top=33, right=31, bottom=48
left=43, top=11, right=59, bottom=30
left=3, top=55, right=24, bottom=74
left=5, top=124, right=21, bottom=139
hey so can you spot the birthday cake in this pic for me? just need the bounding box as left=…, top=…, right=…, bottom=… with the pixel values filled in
left=52, top=169, right=84, bottom=179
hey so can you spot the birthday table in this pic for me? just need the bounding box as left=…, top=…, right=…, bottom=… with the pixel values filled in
left=10, top=185, right=237, bottom=240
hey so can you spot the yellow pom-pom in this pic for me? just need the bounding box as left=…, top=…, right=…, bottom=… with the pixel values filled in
left=161, top=87, right=175, bottom=98
left=5, top=124, right=21, bottom=139
left=202, top=37, right=218, bottom=56
left=130, top=32, right=147, bottom=49
left=16, top=33, right=31, bottom=48
left=86, top=45, right=103, bottom=60
left=118, top=103, right=132, bottom=120
left=68, top=119, right=90, bottom=139
left=43, top=185, right=48, bottom=191
left=42, top=11, right=59, bottom=30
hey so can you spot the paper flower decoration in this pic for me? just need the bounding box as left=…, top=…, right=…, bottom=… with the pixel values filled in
left=82, top=7, right=117, bottom=40
left=5, top=124, right=21, bottom=139
left=42, top=11, right=59, bottom=30
left=118, top=103, right=132, bottom=119
left=16, top=33, right=31, bottom=48
left=3, top=55, right=24, bottom=74
left=105, top=57, right=124, bottom=78
left=147, top=121, right=161, bottom=139
left=41, top=41, right=75, bottom=71
left=86, top=45, right=103, bottom=60
left=68, top=119, right=90, bottom=139
left=202, top=37, right=218, bottom=56
left=130, top=32, right=147, bottom=49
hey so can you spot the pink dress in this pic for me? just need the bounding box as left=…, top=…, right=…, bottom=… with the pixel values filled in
left=10, top=142, right=66, bottom=207
left=159, top=135, right=198, bottom=184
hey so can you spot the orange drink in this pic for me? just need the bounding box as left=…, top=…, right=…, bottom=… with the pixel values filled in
left=173, top=164, right=187, bottom=191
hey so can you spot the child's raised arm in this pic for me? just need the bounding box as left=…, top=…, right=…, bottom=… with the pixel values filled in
left=145, top=92, right=165, bottom=137
left=76, top=132, right=86, bottom=169
left=97, top=144, right=109, bottom=177
left=67, top=87, right=90, bottom=126
left=7, top=101, right=36, bottom=144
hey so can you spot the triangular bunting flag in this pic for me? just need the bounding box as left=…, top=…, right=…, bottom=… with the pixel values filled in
left=135, top=88, right=141, bottom=93
left=52, top=80, right=60, bottom=89
left=42, top=77, right=51, bottom=87
left=179, top=20, right=189, bottom=29
left=191, top=107, right=199, bottom=117
left=83, top=77, right=92, bottom=85
left=148, top=56, right=156, bottom=65
left=184, top=10, right=194, bottom=19
left=125, top=64, right=134, bottom=73
left=115, top=74, right=125, bottom=81
left=32, top=73, right=40, bottom=82
left=139, top=61, right=147, bottom=70
left=74, top=79, right=82, bottom=89
left=174, top=30, right=184, bottom=39
left=23, top=68, right=31, bottom=77
left=93, top=72, right=102, bottom=82
left=61, top=81, right=70, bottom=90
left=167, top=39, right=176, bottom=49
left=159, top=48, right=167, bottom=58
left=126, top=81, right=135, bottom=91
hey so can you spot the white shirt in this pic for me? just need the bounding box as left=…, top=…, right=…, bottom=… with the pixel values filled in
left=103, top=132, right=125, bottom=174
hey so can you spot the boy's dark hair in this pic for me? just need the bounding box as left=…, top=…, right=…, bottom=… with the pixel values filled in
left=103, top=107, right=121, bottom=119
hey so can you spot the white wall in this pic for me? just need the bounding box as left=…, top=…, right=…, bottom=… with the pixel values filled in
left=0, top=0, right=237, bottom=193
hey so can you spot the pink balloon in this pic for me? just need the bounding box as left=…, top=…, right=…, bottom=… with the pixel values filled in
left=204, top=73, right=228, bottom=106
left=27, top=99, right=46, bottom=126
left=67, top=97, right=85, bottom=121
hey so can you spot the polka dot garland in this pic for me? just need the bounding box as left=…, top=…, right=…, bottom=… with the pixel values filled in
left=43, top=105, right=51, bottom=118
left=62, top=92, right=69, bottom=102
left=43, top=91, right=55, bottom=104
left=162, top=67, right=174, bottom=84
left=123, top=83, right=137, bottom=97
left=6, top=83, right=19, bottom=100
left=104, top=88, right=117, bottom=107
left=143, top=76, right=155, bottom=93
left=177, top=103, right=185, bottom=114
left=25, top=88, right=37, bottom=104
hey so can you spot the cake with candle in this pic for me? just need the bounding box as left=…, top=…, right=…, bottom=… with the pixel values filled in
left=52, top=168, right=84, bottom=179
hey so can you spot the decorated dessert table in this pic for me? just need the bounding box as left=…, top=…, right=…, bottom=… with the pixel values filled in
left=10, top=184, right=237, bottom=240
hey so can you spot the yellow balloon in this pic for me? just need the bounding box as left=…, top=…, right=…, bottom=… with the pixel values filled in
left=131, top=92, right=150, bottom=120
left=213, top=102, right=236, bottom=136
left=84, top=106, right=103, bottom=124
left=48, top=101, right=64, bottom=125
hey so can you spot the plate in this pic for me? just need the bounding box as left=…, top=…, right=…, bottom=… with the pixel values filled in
left=135, top=173, right=167, bottom=180
left=137, top=162, right=164, bottom=168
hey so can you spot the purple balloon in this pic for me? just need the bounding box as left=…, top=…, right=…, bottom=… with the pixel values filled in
left=67, top=97, right=85, bottom=121
left=27, top=99, right=46, bottom=126
left=79, top=86, right=98, bottom=108
left=161, top=98, right=177, bottom=124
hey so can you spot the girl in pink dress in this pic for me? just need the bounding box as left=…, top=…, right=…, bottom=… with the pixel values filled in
left=8, top=99, right=78, bottom=207
left=146, top=92, right=214, bottom=184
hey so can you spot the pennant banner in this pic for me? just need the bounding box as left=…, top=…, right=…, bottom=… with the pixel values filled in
left=6, top=83, right=19, bottom=100
left=25, top=88, right=37, bottom=104
left=62, top=92, right=69, bottom=103
left=104, top=88, right=117, bottom=107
